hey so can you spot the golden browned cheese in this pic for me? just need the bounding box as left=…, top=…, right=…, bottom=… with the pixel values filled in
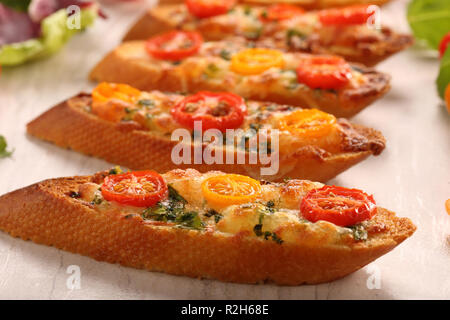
left=123, top=4, right=413, bottom=66
left=27, top=92, right=385, bottom=182
left=0, top=169, right=415, bottom=285
left=89, top=39, right=391, bottom=118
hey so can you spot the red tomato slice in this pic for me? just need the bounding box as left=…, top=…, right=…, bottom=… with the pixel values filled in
left=145, top=31, right=203, bottom=61
left=296, top=56, right=352, bottom=90
left=186, top=0, right=236, bottom=18
left=101, top=171, right=168, bottom=207
left=300, top=185, right=377, bottom=227
left=260, top=4, right=305, bottom=22
left=439, top=32, right=450, bottom=59
left=171, top=91, right=247, bottom=132
left=318, top=5, right=373, bottom=26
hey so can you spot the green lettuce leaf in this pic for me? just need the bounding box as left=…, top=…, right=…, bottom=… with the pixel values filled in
left=0, top=0, right=31, bottom=12
left=407, top=0, right=450, bottom=50
left=0, top=6, right=97, bottom=66
left=437, top=47, right=450, bottom=98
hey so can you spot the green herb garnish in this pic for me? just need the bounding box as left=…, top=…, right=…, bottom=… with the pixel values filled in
left=91, top=194, right=103, bottom=205
left=286, top=29, right=306, bottom=46
left=69, top=191, right=81, bottom=198
left=176, top=211, right=204, bottom=230
left=168, top=185, right=187, bottom=204
left=137, top=99, right=154, bottom=107
left=253, top=206, right=283, bottom=244
left=219, top=49, right=232, bottom=61
left=108, top=166, right=123, bottom=175
left=349, top=224, right=368, bottom=241
left=0, top=135, right=13, bottom=158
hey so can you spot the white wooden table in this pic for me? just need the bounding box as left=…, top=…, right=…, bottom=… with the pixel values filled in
left=0, top=0, right=449, bottom=299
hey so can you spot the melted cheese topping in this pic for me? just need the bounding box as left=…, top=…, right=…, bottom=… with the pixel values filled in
left=157, top=5, right=385, bottom=52
left=78, top=169, right=363, bottom=246
left=86, top=88, right=344, bottom=155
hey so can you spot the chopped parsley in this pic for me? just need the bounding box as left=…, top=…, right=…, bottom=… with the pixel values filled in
left=91, top=194, right=103, bottom=205
left=266, top=200, right=275, bottom=212
left=69, top=191, right=81, bottom=198
left=108, top=166, right=123, bottom=175
left=253, top=205, right=284, bottom=244
left=137, top=99, right=154, bottom=107
left=349, top=224, right=368, bottom=241
left=203, top=63, right=221, bottom=79
left=175, top=211, right=204, bottom=230
left=142, top=184, right=204, bottom=230
left=0, top=135, right=13, bottom=158
left=205, top=209, right=223, bottom=223
left=168, top=185, right=187, bottom=204
left=286, top=29, right=307, bottom=46
left=219, top=49, right=232, bottom=61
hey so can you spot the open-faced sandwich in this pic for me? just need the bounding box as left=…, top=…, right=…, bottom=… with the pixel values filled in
left=158, top=0, right=392, bottom=11
left=27, top=82, right=386, bottom=182
left=123, top=2, right=413, bottom=66
left=90, top=33, right=391, bottom=118
left=0, top=168, right=415, bottom=285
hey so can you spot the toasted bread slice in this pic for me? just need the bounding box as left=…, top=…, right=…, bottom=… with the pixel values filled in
left=27, top=92, right=385, bottom=182
left=159, top=0, right=391, bottom=10
left=123, top=4, right=413, bottom=67
left=89, top=40, right=391, bottom=118
left=0, top=169, right=415, bottom=285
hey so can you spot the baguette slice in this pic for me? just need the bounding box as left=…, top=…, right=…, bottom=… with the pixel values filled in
left=123, top=4, right=413, bottom=67
left=27, top=93, right=385, bottom=182
left=0, top=169, right=415, bottom=285
left=159, top=0, right=391, bottom=10
left=89, top=40, right=391, bottom=118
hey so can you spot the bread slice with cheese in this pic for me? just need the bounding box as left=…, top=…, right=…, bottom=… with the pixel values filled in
left=0, top=169, right=415, bottom=285
left=123, top=4, right=413, bottom=66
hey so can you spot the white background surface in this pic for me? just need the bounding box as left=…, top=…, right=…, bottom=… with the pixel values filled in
left=0, top=0, right=449, bottom=300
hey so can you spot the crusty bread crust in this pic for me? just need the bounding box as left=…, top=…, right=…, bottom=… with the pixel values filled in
left=89, top=41, right=391, bottom=118
left=0, top=173, right=415, bottom=285
left=27, top=93, right=385, bottom=182
left=159, top=0, right=391, bottom=10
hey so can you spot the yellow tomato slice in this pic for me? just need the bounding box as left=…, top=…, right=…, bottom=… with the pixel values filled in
left=91, top=82, right=142, bottom=122
left=278, top=109, right=337, bottom=138
left=230, top=48, right=285, bottom=75
left=201, top=174, right=262, bottom=208
left=92, top=82, right=141, bottom=104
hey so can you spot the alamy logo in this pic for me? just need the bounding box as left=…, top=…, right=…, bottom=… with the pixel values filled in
left=366, top=5, right=381, bottom=30
left=66, top=265, right=81, bottom=290
left=171, top=121, right=280, bottom=176
left=66, top=5, right=81, bottom=30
